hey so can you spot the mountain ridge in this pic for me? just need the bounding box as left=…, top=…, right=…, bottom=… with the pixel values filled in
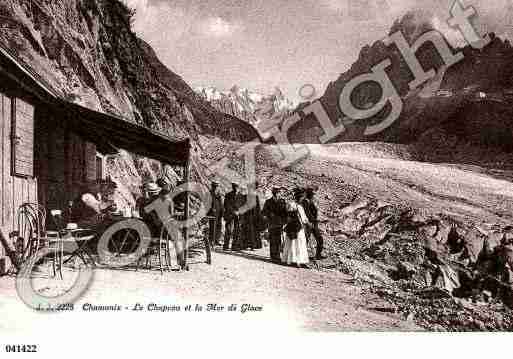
left=195, top=85, right=296, bottom=130
left=286, top=10, right=513, bottom=159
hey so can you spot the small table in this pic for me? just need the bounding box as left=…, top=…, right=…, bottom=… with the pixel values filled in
left=55, top=229, right=97, bottom=268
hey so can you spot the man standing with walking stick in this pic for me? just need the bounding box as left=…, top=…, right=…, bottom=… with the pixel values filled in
left=302, top=187, right=326, bottom=260
left=263, top=187, right=287, bottom=264
left=223, top=183, right=244, bottom=251
left=207, top=181, right=224, bottom=247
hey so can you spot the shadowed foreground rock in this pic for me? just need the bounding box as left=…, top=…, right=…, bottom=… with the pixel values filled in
left=324, top=200, right=513, bottom=330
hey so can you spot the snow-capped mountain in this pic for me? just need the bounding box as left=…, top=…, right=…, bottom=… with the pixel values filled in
left=195, top=85, right=296, bottom=128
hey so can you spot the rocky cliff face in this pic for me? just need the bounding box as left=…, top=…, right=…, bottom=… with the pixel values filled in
left=288, top=10, right=513, bottom=157
left=0, top=0, right=258, bottom=142
left=0, top=0, right=262, bottom=208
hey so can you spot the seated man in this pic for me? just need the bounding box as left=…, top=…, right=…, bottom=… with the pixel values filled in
left=136, top=182, right=162, bottom=237
left=71, top=182, right=117, bottom=228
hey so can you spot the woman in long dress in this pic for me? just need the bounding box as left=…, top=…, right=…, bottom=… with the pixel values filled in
left=281, top=189, right=310, bottom=268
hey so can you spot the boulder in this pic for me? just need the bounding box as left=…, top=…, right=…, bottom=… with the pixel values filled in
left=462, top=228, right=486, bottom=264
left=339, top=200, right=371, bottom=216
left=434, top=264, right=461, bottom=294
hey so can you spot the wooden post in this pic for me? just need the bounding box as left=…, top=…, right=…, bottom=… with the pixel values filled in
left=182, top=140, right=191, bottom=270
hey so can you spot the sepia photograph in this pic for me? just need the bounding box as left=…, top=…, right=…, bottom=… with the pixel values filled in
left=1, top=0, right=513, bottom=355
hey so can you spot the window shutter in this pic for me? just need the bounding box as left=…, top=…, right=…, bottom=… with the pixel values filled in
left=12, top=98, right=34, bottom=177
left=96, top=156, right=103, bottom=182
left=84, top=142, right=97, bottom=182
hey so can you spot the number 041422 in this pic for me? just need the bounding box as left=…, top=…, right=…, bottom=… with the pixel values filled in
left=5, top=345, right=38, bottom=353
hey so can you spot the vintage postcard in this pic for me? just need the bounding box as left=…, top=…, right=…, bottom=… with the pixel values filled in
left=1, top=0, right=513, bottom=355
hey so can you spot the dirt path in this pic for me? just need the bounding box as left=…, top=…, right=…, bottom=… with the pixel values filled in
left=0, top=246, right=420, bottom=333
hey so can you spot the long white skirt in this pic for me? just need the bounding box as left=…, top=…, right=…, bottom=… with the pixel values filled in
left=281, top=229, right=309, bottom=265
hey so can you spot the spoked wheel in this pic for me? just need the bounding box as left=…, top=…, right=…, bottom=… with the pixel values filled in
left=109, top=228, right=140, bottom=256
left=105, top=228, right=141, bottom=266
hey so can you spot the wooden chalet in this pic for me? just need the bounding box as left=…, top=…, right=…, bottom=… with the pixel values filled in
left=0, top=44, right=191, bottom=272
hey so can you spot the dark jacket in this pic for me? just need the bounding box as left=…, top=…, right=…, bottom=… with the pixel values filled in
left=301, top=198, right=318, bottom=223
left=263, top=197, right=287, bottom=229
left=208, top=189, right=224, bottom=218
left=224, top=190, right=245, bottom=221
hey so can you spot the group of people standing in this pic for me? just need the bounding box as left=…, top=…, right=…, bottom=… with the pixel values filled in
left=208, top=181, right=265, bottom=252
left=70, top=177, right=325, bottom=268
left=208, top=181, right=325, bottom=267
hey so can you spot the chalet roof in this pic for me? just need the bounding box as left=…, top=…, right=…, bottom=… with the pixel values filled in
left=0, top=44, right=190, bottom=166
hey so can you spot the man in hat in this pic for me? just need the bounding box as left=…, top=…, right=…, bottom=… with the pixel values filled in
left=157, top=177, right=172, bottom=195
left=262, top=186, right=287, bottom=263
left=207, top=181, right=224, bottom=247
left=223, top=182, right=245, bottom=251
left=302, top=187, right=326, bottom=260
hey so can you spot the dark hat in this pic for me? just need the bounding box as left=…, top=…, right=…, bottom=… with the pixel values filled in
left=272, top=186, right=284, bottom=194
left=231, top=182, right=239, bottom=187
left=293, top=187, right=305, bottom=197
left=306, top=187, right=315, bottom=195
left=211, top=181, right=220, bottom=186
left=156, top=177, right=170, bottom=188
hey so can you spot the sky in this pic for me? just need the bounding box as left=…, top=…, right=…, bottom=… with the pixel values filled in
left=124, top=0, right=513, bottom=101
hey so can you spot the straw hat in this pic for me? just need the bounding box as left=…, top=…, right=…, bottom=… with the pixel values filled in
left=144, top=182, right=161, bottom=194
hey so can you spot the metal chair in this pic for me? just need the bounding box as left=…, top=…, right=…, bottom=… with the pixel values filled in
left=8, top=203, right=46, bottom=270
left=177, top=217, right=212, bottom=267
left=136, top=225, right=175, bottom=274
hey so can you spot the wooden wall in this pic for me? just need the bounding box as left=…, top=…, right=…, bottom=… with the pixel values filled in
left=36, top=109, right=97, bottom=215
left=0, top=92, right=38, bottom=259
left=0, top=91, right=97, bottom=264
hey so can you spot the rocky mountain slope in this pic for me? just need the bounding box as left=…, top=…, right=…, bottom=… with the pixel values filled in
left=287, top=10, right=513, bottom=161
left=0, top=0, right=258, bottom=142
left=196, top=85, right=295, bottom=130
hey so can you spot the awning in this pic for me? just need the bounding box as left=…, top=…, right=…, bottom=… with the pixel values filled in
left=0, top=43, right=191, bottom=166
left=63, top=101, right=190, bottom=166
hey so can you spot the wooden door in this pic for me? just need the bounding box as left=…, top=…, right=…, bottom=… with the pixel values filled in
left=0, top=92, right=38, bottom=262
